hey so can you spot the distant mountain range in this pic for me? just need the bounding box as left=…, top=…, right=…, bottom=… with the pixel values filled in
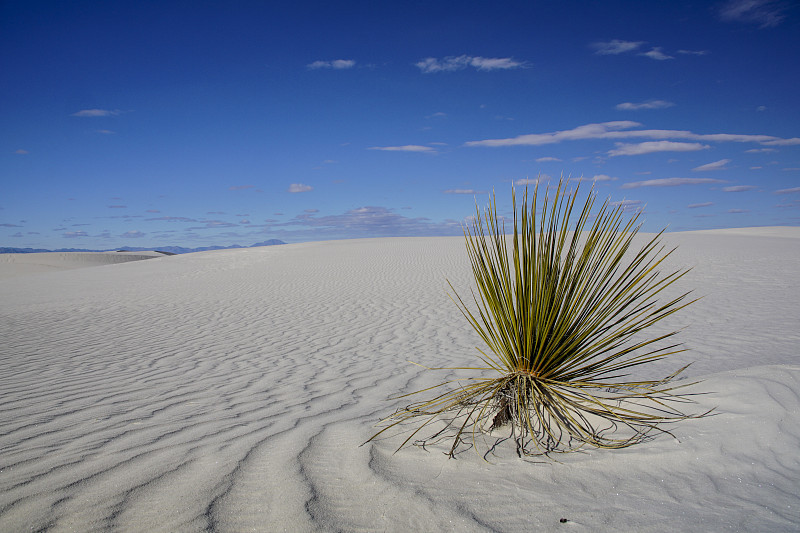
left=0, top=239, right=286, bottom=255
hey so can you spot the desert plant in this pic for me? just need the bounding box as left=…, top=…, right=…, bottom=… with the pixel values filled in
left=368, top=177, right=706, bottom=457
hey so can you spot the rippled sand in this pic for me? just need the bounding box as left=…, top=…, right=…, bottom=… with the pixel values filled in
left=1, top=231, right=799, bottom=532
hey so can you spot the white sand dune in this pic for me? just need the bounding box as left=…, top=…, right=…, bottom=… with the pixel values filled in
left=0, top=251, right=167, bottom=280
left=1, top=229, right=799, bottom=532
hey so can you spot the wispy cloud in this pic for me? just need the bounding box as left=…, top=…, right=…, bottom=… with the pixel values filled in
left=621, top=177, right=726, bottom=189
left=229, top=185, right=256, bottom=191
left=146, top=216, right=197, bottom=222
left=535, top=156, right=562, bottom=162
left=580, top=174, right=618, bottom=182
left=514, top=177, right=545, bottom=186
left=465, top=121, right=800, bottom=149
left=639, top=47, right=673, bottom=60
left=688, top=202, right=714, bottom=208
left=108, top=205, right=127, bottom=209
left=466, top=121, right=639, bottom=147
left=14, top=149, right=29, bottom=154
left=745, top=147, right=778, bottom=153
left=591, top=40, right=644, bottom=55
left=307, top=59, right=356, bottom=70
left=71, top=109, right=121, bottom=117
left=610, top=199, right=644, bottom=212
left=608, top=141, right=709, bottom=156
left=616, top=100, right=674, bottom=111
left=678, top=49, right=709, bottom=56
left=775, top=186, right=800, bottom=194
left=121, top=230, right=145, bottom=238
left=443, top=189, right=487, bottom=194
left=63, top=231, right=88, bottom=238
left=186, top=219, right=239, bottom=230
left=719, top=0, right=787, bottom=28
left=368, top=145, right=436, bottom=153
left=724, top=185, right=757, bottom=192
left=692, top=159, right=731, bottom=171
left=415, top=55, right=526, bottom=73
left=288, top=183, right=313, bottom=193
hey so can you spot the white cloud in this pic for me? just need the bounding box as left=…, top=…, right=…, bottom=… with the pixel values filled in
left=368, top=145, right=436, bottom=153
left=415, top=55, right=526, bottom=73
left=719, top=0, right=787, bottom=28
left=188, top=220, right=239, bottom=230
left=688, top=202, right=714, bottom=208
left=692, top=159, right=731, bottom=171
left=609, top=199, right=644, bottom=212
left=758, top=138, right=800, bottom=146
left=745, top=148, right=777, bottom=153
left=307, top=59, right=356, bottom=69
left=586, top=174, right=618, bottom=182
left=443, top=189, right=486, bottom=194
left=591, top=40, right=644, bottom=55
left=639, top=47, right=673, bottom=60
left=621, top=177, right=726, bottom=189
left=535, top=156, right=562, bottom=162
left=469, top=57, right=525, bottom=70
left=465, top=121, right=800, bottom=149
left=678, top=49, right=709, bottom=56
left=724, top=185, right=758, bottom=192
left=63, top=231, right=88, bottom=238
left=71, top=109, right=121, bottom=117
left=121, top=230, right=145, bottom=238
left=616, top=100, right=674, bottom=111
left=466, top=121, right=639, bottom=147
left=775, top=186, right=800, bottom=194
left=514, top=178, right=543, bottom=186
left=146, top=216, right=197, bottom=222
left=609, top=141, right=710, bottom=156
left=288, top=183, right=313, bottom=193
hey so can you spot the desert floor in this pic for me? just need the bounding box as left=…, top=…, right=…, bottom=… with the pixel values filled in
left=1, top=229, right=799, bottom=532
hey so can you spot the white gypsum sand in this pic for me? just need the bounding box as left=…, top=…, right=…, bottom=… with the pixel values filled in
left=1, top=229, right=798, bottom=532
left=0, top=251, right=167, bottom=280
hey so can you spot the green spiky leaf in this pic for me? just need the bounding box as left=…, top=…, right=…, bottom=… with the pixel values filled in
left=367, top=177, right=709, bottom=458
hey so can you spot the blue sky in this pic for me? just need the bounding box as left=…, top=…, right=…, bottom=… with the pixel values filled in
left=2, top=0, right=799, bottom=249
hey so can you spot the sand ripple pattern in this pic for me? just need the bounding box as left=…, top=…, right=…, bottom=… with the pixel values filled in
left=1, top=234, right=799, bottom=531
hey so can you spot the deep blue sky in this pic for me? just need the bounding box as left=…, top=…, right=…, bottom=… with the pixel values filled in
left=2, top=0, right=799, bottom=248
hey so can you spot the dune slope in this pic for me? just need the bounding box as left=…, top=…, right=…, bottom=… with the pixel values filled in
left=0, top=251, right=167, bottom=280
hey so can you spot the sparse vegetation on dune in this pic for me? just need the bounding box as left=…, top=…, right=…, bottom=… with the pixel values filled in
left=368, top=177, right=709, bottom=458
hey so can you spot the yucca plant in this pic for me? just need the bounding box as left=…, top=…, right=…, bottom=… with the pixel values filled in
left=368, top=177, right=706, bottom=457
